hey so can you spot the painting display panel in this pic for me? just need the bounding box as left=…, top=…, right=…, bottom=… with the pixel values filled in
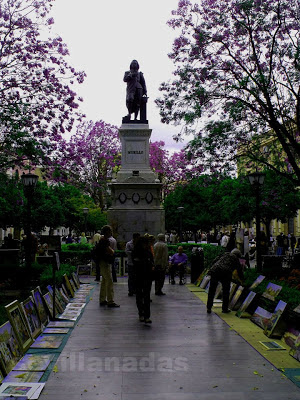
left=251, top=306, right=272, bottom=329
left=229, top=282, right=237, bottom=302
left=72, top=272, right=80, bottom=289
left=59, top=288, right=69, bottom=304
left=12, top=354, right=54, bottom=371
left=3, top=370, right=44, bottom=383
left=284, top=326, right=300, bottom=350
left=63, top=274, right=74, bottom=298
left=69, top=279, right=77, bottom=294
left=229, top=285, right=244, bottom=311
left=42, top=293, right=54, bottom=319
left=249, top=275, right=265, bottom=290
left=21, top=298, right=41, bottom=339
left=199, top=275, right=210, bottom=289
left=262, top=283, right=282, bottom=301
left=31, top=287, right=48, bottom=327
left=264, top=300, right=287, bottom=337
left=30, top=335, right=65, bottom=349
left=235, top=291, right=256, bottom=318
left=47, top=321, right=74, bottom=328
left=0, top=321, right=22, bottom=374
left=43, top=328, right=69, bottom=334
left=5, top=301, right=33, bottom=353
left=0, top=382, right=45, bottom=399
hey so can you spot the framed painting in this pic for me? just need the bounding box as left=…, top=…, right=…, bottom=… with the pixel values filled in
left=43, top=292, right=54, bottom=319
left=229, top=285, right=244, bottom=311
left=47, top=320, right=74, bottom=328
left=55, top=287, right=67, bottom=309
left=0, top=321, right=23, bottom=374
left=264, top=300, right=287, bottom=338
left=21, top=297, right=42, bottom=339
left=72, top=272, right=81, bottom=289
left=63, top=274, right=74, bottom=298
left=30, top=334, right=65, bottom=349
left=249, top=275, right=265, bottom=290
left=5, top=301, right=33, bottom=353
left=3, top=370, right=44, bottom=383
left=31, top=287, right=48, bottom=327
left=251, top=306, right=272, bottom=329
left=199, top=275, right=210, bottom=289
left=262, top=282, right=282, bottom=301
left=235, top=291, right=256, bottom=318
left=59, top=288, right=69, bottom=304
left=69, top=279, right=77, bottom=294
left=48, top=291, right=64, bottom=315
left=0, top=382, right=45, bottom=398
left=12, top=353, right=54, bottom=371
left=61, top=283, right=69, bottom=299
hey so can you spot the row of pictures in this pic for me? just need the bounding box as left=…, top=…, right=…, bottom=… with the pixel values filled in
left=0, top=272, right=82, bottom=377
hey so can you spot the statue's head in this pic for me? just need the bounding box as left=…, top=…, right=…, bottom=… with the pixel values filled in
left=130, top=60, right=139, bottom=71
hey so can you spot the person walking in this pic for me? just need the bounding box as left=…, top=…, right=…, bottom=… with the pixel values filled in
left=125, top=233, right=140, bottom=296
left=133, top=236, right=154, bottom=324
left=97, top=225, right=120, bottom=308
left=206, top=248, right=244, bottom=314
left=153, top=233, right=169, bottom=296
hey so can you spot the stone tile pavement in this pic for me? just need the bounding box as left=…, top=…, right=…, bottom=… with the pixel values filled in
left=39, top=277, right=300, bottom=400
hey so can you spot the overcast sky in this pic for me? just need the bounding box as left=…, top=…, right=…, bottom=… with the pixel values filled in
left=51, top=0, right=187, bottom=152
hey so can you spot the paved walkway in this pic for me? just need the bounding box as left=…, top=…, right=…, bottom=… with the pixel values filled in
left=39, top=277, right=300, bottom=400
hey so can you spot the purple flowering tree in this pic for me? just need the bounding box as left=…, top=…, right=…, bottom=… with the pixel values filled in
left=0, top=0, right=86, bottom=171
left=52, top=120, right=121, bottom=209
left=156, top=0, right=300, bottom=182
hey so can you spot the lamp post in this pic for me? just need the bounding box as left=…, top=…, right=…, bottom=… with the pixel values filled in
left=82, top=207, right=89, bottom=234
left=177, top=206, right=184, bottom=243
left=21, top=172, right=38, bottom=274
left=248, top=172, right=265, bottom=272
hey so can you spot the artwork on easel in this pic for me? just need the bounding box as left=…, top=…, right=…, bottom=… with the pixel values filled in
left=199, top=275, right=210, bottom=289
left=63, top=274, right=75, bottom=298
left=21, top=297, right=42, bottom=339
left=264, top=300, right=287, bottom=338
left=0, top=321, right=23, bottom=374
left=12, top=354, right=54, bottom=372
left=249, top=275, right=265, bottom=290
left=235, top=291, right=256, bottom=318
left=262, top=282, right=282, bottom=301
left=31, top=287, right=48, bottom=327
left=229, top=285, right=244, bottom=311
left=3, top=370, right=44, bottom=383
left=5, top=301, right=33, bottom=353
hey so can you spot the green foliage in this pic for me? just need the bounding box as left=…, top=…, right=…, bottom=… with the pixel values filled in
left=61, top=243, right=92, bottom=252
left=36, top=263, right=76, bottom=290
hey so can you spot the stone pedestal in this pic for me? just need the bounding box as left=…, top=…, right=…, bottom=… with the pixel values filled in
left=107, top=123, right=165, bottom=244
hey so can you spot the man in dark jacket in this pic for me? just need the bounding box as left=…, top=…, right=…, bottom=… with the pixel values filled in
left=207, top=248, right=244, bottom=314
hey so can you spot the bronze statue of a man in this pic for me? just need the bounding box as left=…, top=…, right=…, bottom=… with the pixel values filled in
left=123, top=60, right=147, bottom=122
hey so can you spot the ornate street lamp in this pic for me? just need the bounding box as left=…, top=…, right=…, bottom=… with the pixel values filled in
left=21, top=172, right=38, bottom=274
left=248, top=172, right=265, bottom=272
left=177, top=206, right=184, bottom=243
left=82, top=207, right=89, bottom=234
